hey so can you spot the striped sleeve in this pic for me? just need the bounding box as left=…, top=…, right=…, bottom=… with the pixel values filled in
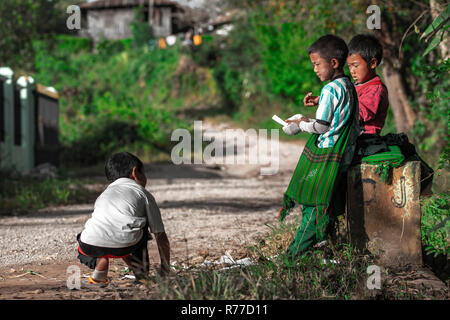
left=316, top=84, right=340, bottom=124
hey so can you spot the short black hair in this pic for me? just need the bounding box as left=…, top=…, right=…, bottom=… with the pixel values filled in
left=104, top=152, right=143, bottom=182
left=348, top=34, right=383, bottom=64
left=308, top=34, right=348, bottom=68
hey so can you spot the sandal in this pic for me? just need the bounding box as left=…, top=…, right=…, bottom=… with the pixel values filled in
left=88, top=276, right=110, bottom=285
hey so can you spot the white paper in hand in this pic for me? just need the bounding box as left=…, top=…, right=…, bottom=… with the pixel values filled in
left=272, top=115, right=288, bottom=127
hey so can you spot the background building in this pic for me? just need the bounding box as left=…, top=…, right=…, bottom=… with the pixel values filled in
left=79, top=0, right=187, bottom=42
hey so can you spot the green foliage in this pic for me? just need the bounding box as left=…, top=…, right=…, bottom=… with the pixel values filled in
left=252, top=19, right=321, bottom=103
left=199, top=1, right=366, bottom=131
left=201, top=17, right=266, bottom=111
left=33, top=36, right=189, bottom=166
left=187, top=13, right=323, bottom=131
left=0, top=0, right=78, bottom=71
left=410, top=56, right=449, bottom=166
left=0, top=173, right=92, bottom=215
left=421, top=193, right=450, bottom=257
left=421, top=4, right=450, bottom=56
left=402, top=4, right=450, bottom=169
left=59, top=118, right=141, bottom=166
left=226, top=0, right=366, bottom=107
left=54, top=35, right=92, bottom=54
left=96, top=39, right=132, bottom=56
left=184, top=36, right=217, bottom=69
left=130, top=6, right=154, bottom=48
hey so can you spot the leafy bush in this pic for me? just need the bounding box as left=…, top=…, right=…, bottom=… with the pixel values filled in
left=0, top=173, right=92, bottom=215
left=33, top=36, right=191, bottom=166
left=60, top=118, right=140, bottom=166
left=421, top=193, right=450, bottom=257
left=0, top=0, right=68, bottom=71
left=96, top=39, right=131, bottom=56
left=130, top=6, right=153, bottom=48
left=410, top=57, right=450, bottom=167
left=252, top=20, right=322, bottom=104
left=54, top=35, right=92, bottom=54
left=200, top=17, right=264, bottom=111
left=188, top=14, right=321, bottom=130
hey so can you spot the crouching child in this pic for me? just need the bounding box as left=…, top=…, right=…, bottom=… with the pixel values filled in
left=76, top=152, right=170, bottom=284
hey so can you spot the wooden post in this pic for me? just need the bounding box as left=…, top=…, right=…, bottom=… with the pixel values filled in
left=347, top=161, right=423, bottom=267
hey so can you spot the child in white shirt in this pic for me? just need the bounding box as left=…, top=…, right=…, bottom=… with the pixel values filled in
left=77, top=152, right=170, bottom=284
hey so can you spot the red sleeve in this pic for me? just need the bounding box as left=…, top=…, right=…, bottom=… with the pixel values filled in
left=358, top=84, right=386, bottom=123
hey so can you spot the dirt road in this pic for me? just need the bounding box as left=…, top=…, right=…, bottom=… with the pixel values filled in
left=0, top=124, right=305, bottom=299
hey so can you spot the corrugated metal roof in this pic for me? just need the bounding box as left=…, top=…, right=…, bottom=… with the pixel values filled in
left=79, top=0, right=181, bottom=10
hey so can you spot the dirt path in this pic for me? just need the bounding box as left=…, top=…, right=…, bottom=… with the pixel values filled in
left=0, top=123, right=305, bottom=299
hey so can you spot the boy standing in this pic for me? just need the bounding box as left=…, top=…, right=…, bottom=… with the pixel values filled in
left=280, top=34, right=359, bottom=256
left=77, top=152, right=170, bottom=284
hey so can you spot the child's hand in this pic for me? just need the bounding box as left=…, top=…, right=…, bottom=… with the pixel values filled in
left=285, top=116, right=309, bottom=125
left=285, top=119, right=301, bottom=125
left=282, top=122, right=301, bottom=136
left=303, top=92, right=319, bottom=106
left=285, top=114, right=303, bottom=124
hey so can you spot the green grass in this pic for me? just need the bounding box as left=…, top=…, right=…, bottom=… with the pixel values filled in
left=142, top=218, right=374, bottom=300
left=138, top=214, right=448, bottom=300
left=0, top=171, right=97, bottom=215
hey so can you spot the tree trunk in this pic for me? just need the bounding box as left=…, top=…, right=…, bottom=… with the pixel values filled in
left=375, top=19, right=417, bottom=133
left=381, top=62, right=416, bottom=133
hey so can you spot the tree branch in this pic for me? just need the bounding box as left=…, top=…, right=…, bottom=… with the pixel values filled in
left=398, top=10, right=429, bottom=59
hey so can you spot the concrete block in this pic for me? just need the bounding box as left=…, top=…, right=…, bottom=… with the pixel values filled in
left=347, top=161, right=422, bottom=267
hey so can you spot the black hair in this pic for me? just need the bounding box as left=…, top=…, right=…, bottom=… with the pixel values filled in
left=104, top=152, right=143, bottom=182
left=307, top=34, right=348, bottom=68
left=348, top=34, right=383, bottom=64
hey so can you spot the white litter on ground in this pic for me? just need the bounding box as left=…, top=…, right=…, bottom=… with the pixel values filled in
left=322, top=259, right=340, bottom=264
left=170, top=251, right=256, bottom=271
left=202, top=250, right=255, bottom=270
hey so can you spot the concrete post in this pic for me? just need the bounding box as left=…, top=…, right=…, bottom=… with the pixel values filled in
left=0, top=67, right=14, bottom=168
left=347, top=161, right=423, bottom=267
left=16, top=76, right=35, bottom=173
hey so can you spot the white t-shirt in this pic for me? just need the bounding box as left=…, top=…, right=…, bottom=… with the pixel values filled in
left=80, top=178, right=165, bottom=248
